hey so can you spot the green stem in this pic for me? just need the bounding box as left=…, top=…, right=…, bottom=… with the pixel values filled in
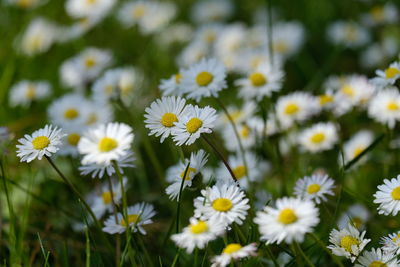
left=295, top=242, right=315, bottom=267
left=176, top=162, right=190, bottom=233
left=106, top=175, right=121, bottom=267
left=171, top=249, right=181, bottom=267
left=309, top=233, right=345, bottom=267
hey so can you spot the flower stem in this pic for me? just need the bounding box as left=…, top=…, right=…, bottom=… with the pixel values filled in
left=176, top=162, right=190, bottom=233
left=106, top=175, right=121, bottom=266
left=294, top=242, right=315, bottom=267
left=202, top=135, right=237, bottom=182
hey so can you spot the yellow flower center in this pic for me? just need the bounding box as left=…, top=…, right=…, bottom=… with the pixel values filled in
left=273, top=41, right=288, bottom=53
left=186, top=118, right=203, bottom=133
left=67, top=133, right=81, bottom=146
left=344, top=26, right=357, bottom=41
left=98, top=137, right=118, bottom=152
left=180, top=167, right=197, bottom=180
left=86, top=0, right=96, bottom=4
left=233, top=165, right=247, bottom=180
left=161, top=112, right=178, bottom=127
left=319, top=95, right=333, bottom=106
left=84, top=57, right=96, bottom=68
left=249, top=72, right=267, bottom=87
left=307, top=184, right=321, bottom=194
left=175, top=73, right=182, bottom=84
left=212, top=198, right=233, bottom=212
left=25, top=85, right=36, bottom=99
left=284, top=103, right=299, bottom=115
left=223, top=243, right=242, bottom=254
left=32, top=136, right=50, bottom=150
left=391, top=233, right=400, bottom=243
left=132, top=6, right=146, bottom=18
left=370, top=6, right=385, bottom=22
left=387, top=101, right=399, bottom=111
left=196, top=71, right=213, bottom=86
left=105, top=85, right=114, bottom=94
left=351, top=217, right=363, bottom=229
left=240, top=125, right=250, bottom=138
left=340, top=235, right=359, bottom=253
left=353, top=146, right=365, bottom=158
left=64, top=108, right=79, bottom=120
left=385, top=67, right=400, bottom=79
left=86, top=113, right=98, bottom=126
left=17, top=0, right=33, bottom=8
left=189, top=220, right=208, bottom=234
left=391, top=186, right=400, bottom=200
left=278, top=208, right=298, bottom=224
left=102, top=191, right=114, bottom=204
left=121, top=214, right=140, bottom=227
left=369, top=261, right=387, bottom=267
left=310, top=133, right=325, bottom=144
left=341, top=85, right=354, bottom=97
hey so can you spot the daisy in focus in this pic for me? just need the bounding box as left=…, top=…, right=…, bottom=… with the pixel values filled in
left=293, top=173, right=335, bottom=204
left=78, top=122, right=134, bottom=165
left=171, top=104, right=217, bottom=146
left=298, top=122, right=338, bottom=153
left=381, top=231, right=400, bottom=255
left=16, top=125, right=65, bottom=163
left=211, top=243, right=257, bottom=267
left=165, top=149, right=208, bottom=200
left=373, top=61, right=400, bottom=87
left=254, top=197, right=319, bottom=244
left=180, top=58, right=227, bottom=102
left=354, top=248, right=398, bottom=267
left=327, top=223, right=371, bottom=262
left=373, top=174, right=400, bottom=216
left=102, top=202, right=155, bottom=235
left=194, top=183, right=250, bottom=226
left=171, top=217, right=225, bottom=253
left=144, top=96, right=187, bottom=143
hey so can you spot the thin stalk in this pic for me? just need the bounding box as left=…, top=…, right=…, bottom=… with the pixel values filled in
left=106, top=175, right=121, bottom=266
left=171, top=248, right=181, bottom=267
left=265, top=245, right=279, bottom=267
left=194, top=248, right=199, bottom=267
left=295, top=242, right=315, bottom=267
left=266, top=0, right=274, bottom=66
left=309, top=233, right=344, bottom=267
left=176, top=162, right=190, bottom=233
left=290, top=243, right=302, bottom=266
left=85, top=227, right=91, bottom=267
left=137, top=234, right=153, bottom=267
left=202, top=135, right=237, bottom=182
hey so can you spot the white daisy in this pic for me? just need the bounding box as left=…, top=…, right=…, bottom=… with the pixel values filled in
left=65, top=0, right=115, bottom=20
left=193, top=23, right=222, bottom=46
left=191, top=0, right=233, bottom=24
left=138, top=2, right=176, bottom=34
left=171, top=217, right=225, bottom=253
left=144, top=96, right=187, bottom=143
left=216, top=101, right=256, bottom=129
left=48, top=93, right=90, bottom=128
left=221, top=122, right=257, bottom=152
left=171, top=104, right=217, bottom=146
left=216, top=152, right=269, bottom=189
left=79, top=151, right=135, bottom=179
left=102, top=202, right=155, bottom=235
left=368, top=87, right=400, bottom=129
left=16, top=125, right=65, bottom=163
left=355, top=248, right=399, bottom=267
left=9, top=80, right=50, bottom=107
left=343, top=130, right=374, bottom=164
left=327, top=21, right=370, bottom=48
left=327, top=224, right=371, bottom=262
left=177, top=41, right=209, bottom=67
left=271, top=22, right=305, bottom=61
left=374, top=175, right=400, bottom=216
left=275, top=92, right=319, bottom=129
left=159, top=71, right=184, bottom=96
left=165, top=149, right=208, bottom=200
left=194, top=183, right=250, bottom=226
left=211, top=243, right=257, bottom=267
left=381, top=231, right=400, bottom=255
left=254, top=197, right=319, bottom=244
left=117, top=1, right=149, bottom=28
left=236, top=62, right=284, bottom=101
left=298, top=122, right=338, bottom=153
left=338, top=204, right=370, bottom=230
left=373, top=61, right=400, bottom=87
left=78, top=122, right=134, bottom=165
left=58, top=129, right=82, bottom=157
left=294, top=174, right=335, bottom=204
left=83, top=101, right=114, bottom=128
left=361, top=3, right=399, bottom=27
left=180, top=58, right=227, bottom=102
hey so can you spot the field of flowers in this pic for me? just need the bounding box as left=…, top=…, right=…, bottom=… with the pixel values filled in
left=2, top=0, right=400, bottom=266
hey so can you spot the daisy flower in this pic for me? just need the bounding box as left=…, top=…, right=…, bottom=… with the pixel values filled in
left=48, top=94, right=90, bottom=128
left=355, top=248, right=399, bottom=267
left=171, top=217, right=225, bottom=253
left=338, top=204, right=370, bottom=230
left=216, top=101, right=256, bottom=129
left=9, top=80, right=50, bottom=107
left=254, top=197, right=319, bottom=244
left=216, top=152, right=269, bottom=189
left=102, top=202, right=155, bottom=235
left=171, top=104, right=217, bottom=146
left=368, top=87, right=400, bottom=129
left=78, top=122, right=134, bottom=165
left=374, top=174, right=400, bottom=216
left=144, top=96, right=187, bottom=143
left=343, top=130, right=374, bottom=164
left=117, top=1, right=149, bottom=28
left=177, top=41, right=209, bottom=67
left=298, top=122, right=338, bottom=153
left=180, top=58, right=227, bottom=102
left=327, top=224, right=371, bottom=262
left=381, top=231, right=400, bottom=255
left=58, top=129, right=82, bottom=157
left=65, top=0, right=115, bottom=20
left=221, top=122, right=257, bottom=152
left=166, top=150, right=208, bottom=200
left=373, top=61, right=400, bottom=87
left=361, top=3, right=398, bottom=27
left=79, top=151, right=135, bottom=179
left=194, top=183, right=250, bottom=226
left=271, top=22, right=305, bottom=60
left=159, top=71, right=184, bottom=96
left=191, top=0, right=233, bottom=24
left=236, top=62, right=284, bottom=101
left=275, top=92, right=319, bottom=129
left=16, top=125, right=65, bottom=163
left=294, top=174, right=335, bottom=204
left=327, top=21, right=370, bottom=48
left=211, top=243, right=257, bottom=267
